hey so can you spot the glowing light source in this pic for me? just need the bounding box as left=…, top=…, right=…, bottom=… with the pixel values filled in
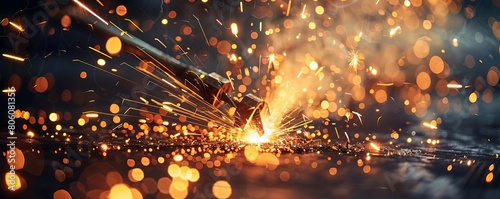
left=2, top=53, right=25, bottom=62
left=423, top=122, right=437, bottom=129
left=8, top=21, right=24, bottom=31
left=348, top=50, right=360, bottom=70
left=2, top=88, right=16, bottom=93
left=370, top=142, right=380, bottom=151
left=27, top=131, right=35, bottom=138
left=230, top=23, right=238, bottom=37
left=173, top=154, right=183, bottom=162
left=72, top=0, right=109, bottom=25
left=109, top=184, right=133, bottom=199
left=446, top=83, right=462, bottom=89
left=5, top=172, right=21, bottom=191
left=389, top=26, right=401, bottom=38
left=105, top=36, right=122, bottom=55
left=212, top=180, right=232, bottom=199
left=85, top=113, right=99, bottom=118
left=97, top=58, right=106, bottom=66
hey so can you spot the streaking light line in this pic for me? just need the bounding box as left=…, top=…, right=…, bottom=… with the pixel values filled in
left=2, top=53, right=25, bottom=62
left=73, top=0, right=109, bottom=25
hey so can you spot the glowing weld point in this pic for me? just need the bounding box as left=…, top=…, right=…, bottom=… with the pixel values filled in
left=73, top=0, right=109, bottom=25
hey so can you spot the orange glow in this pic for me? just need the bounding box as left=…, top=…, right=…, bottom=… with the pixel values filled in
left=169, top=180, right=188, bottom=198
left=212, top=180, right=232, bottom=199
left=53, top=189, right=72, bottom=199
left=374, top=90, right=387, bottom=103
left=73, top=0, right=109, bottom=25
left=168, top=164, right=181, bottom=178
left=8, top=21, right=24, bottom=31
left=230, top=23, right=238, bottom=37
left=116, top=5, right=127, bottom=16
left=105, top=36, right=122, bottom=55
left=60, top=15, right=72, bottom=28
left=329, top=167, right=337, bottom=175
left=255, top=153, right=280, bottom=170
left=244, top=145, right=259, bottom=162
left=423, top=122, right=438, bottom=129
left=141, top=157, right=150, bottom=166
left=85, top=113, right=99, bottom=118
left=416, top=72, right=431, bottom=90
left=157, top=177, right=172, bottom=194
left=79, top=71, right=87, bottom=79
left=49, top=112, right=59, bottom=122
left=27, top=131, right=35, bottom=138
left=413, top=40, right=430, bottom=58
left=129, top=168, right=144, bottom=182
left=486, top=66, right=499, bottom=86
left=370, top=143, right=380, bottom=151
left=486, top=172, right=494, bottom=183
left=429, top=56, right=444, bottom=74
left=34, top=77, right=49, bottom=93
left=109, top=184, right=133, bottom=199
left=447, top=83, right=462, bottom=89
left=173, top=154, right=183, bottom=162
left=171, top=176, right=188, bottom=190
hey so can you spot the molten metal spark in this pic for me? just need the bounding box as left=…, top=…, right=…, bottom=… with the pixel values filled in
left=389, top=26, right=401, bottom=38
left=8, top=21, right=24, bottom=31
left=446, top=83, right=463, bottom=89
left=370, top=142, right=380, bottom=151
left=423, top=122, right=438, bottom=129
left=2, top=53, right=25, bottom=62
left=73, top=0, right=109, bottom=25
left=231, top=23, right=239, bottom=37
left=85, top=113, right=99, bottom=118
left=348, top=50, right=360, bottom=71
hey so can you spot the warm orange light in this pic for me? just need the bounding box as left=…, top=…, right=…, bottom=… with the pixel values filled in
left=105, top=36, right=122, bottom=55
left=212, top=180, right=232, bottom=199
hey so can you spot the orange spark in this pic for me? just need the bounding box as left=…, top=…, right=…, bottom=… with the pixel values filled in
left=73, top=0, right=109, bottom=25
left=2, top=53, right=25, bottom=62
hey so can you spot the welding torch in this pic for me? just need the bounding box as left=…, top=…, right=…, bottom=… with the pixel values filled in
left=71, top=10, right=266, bottom=136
